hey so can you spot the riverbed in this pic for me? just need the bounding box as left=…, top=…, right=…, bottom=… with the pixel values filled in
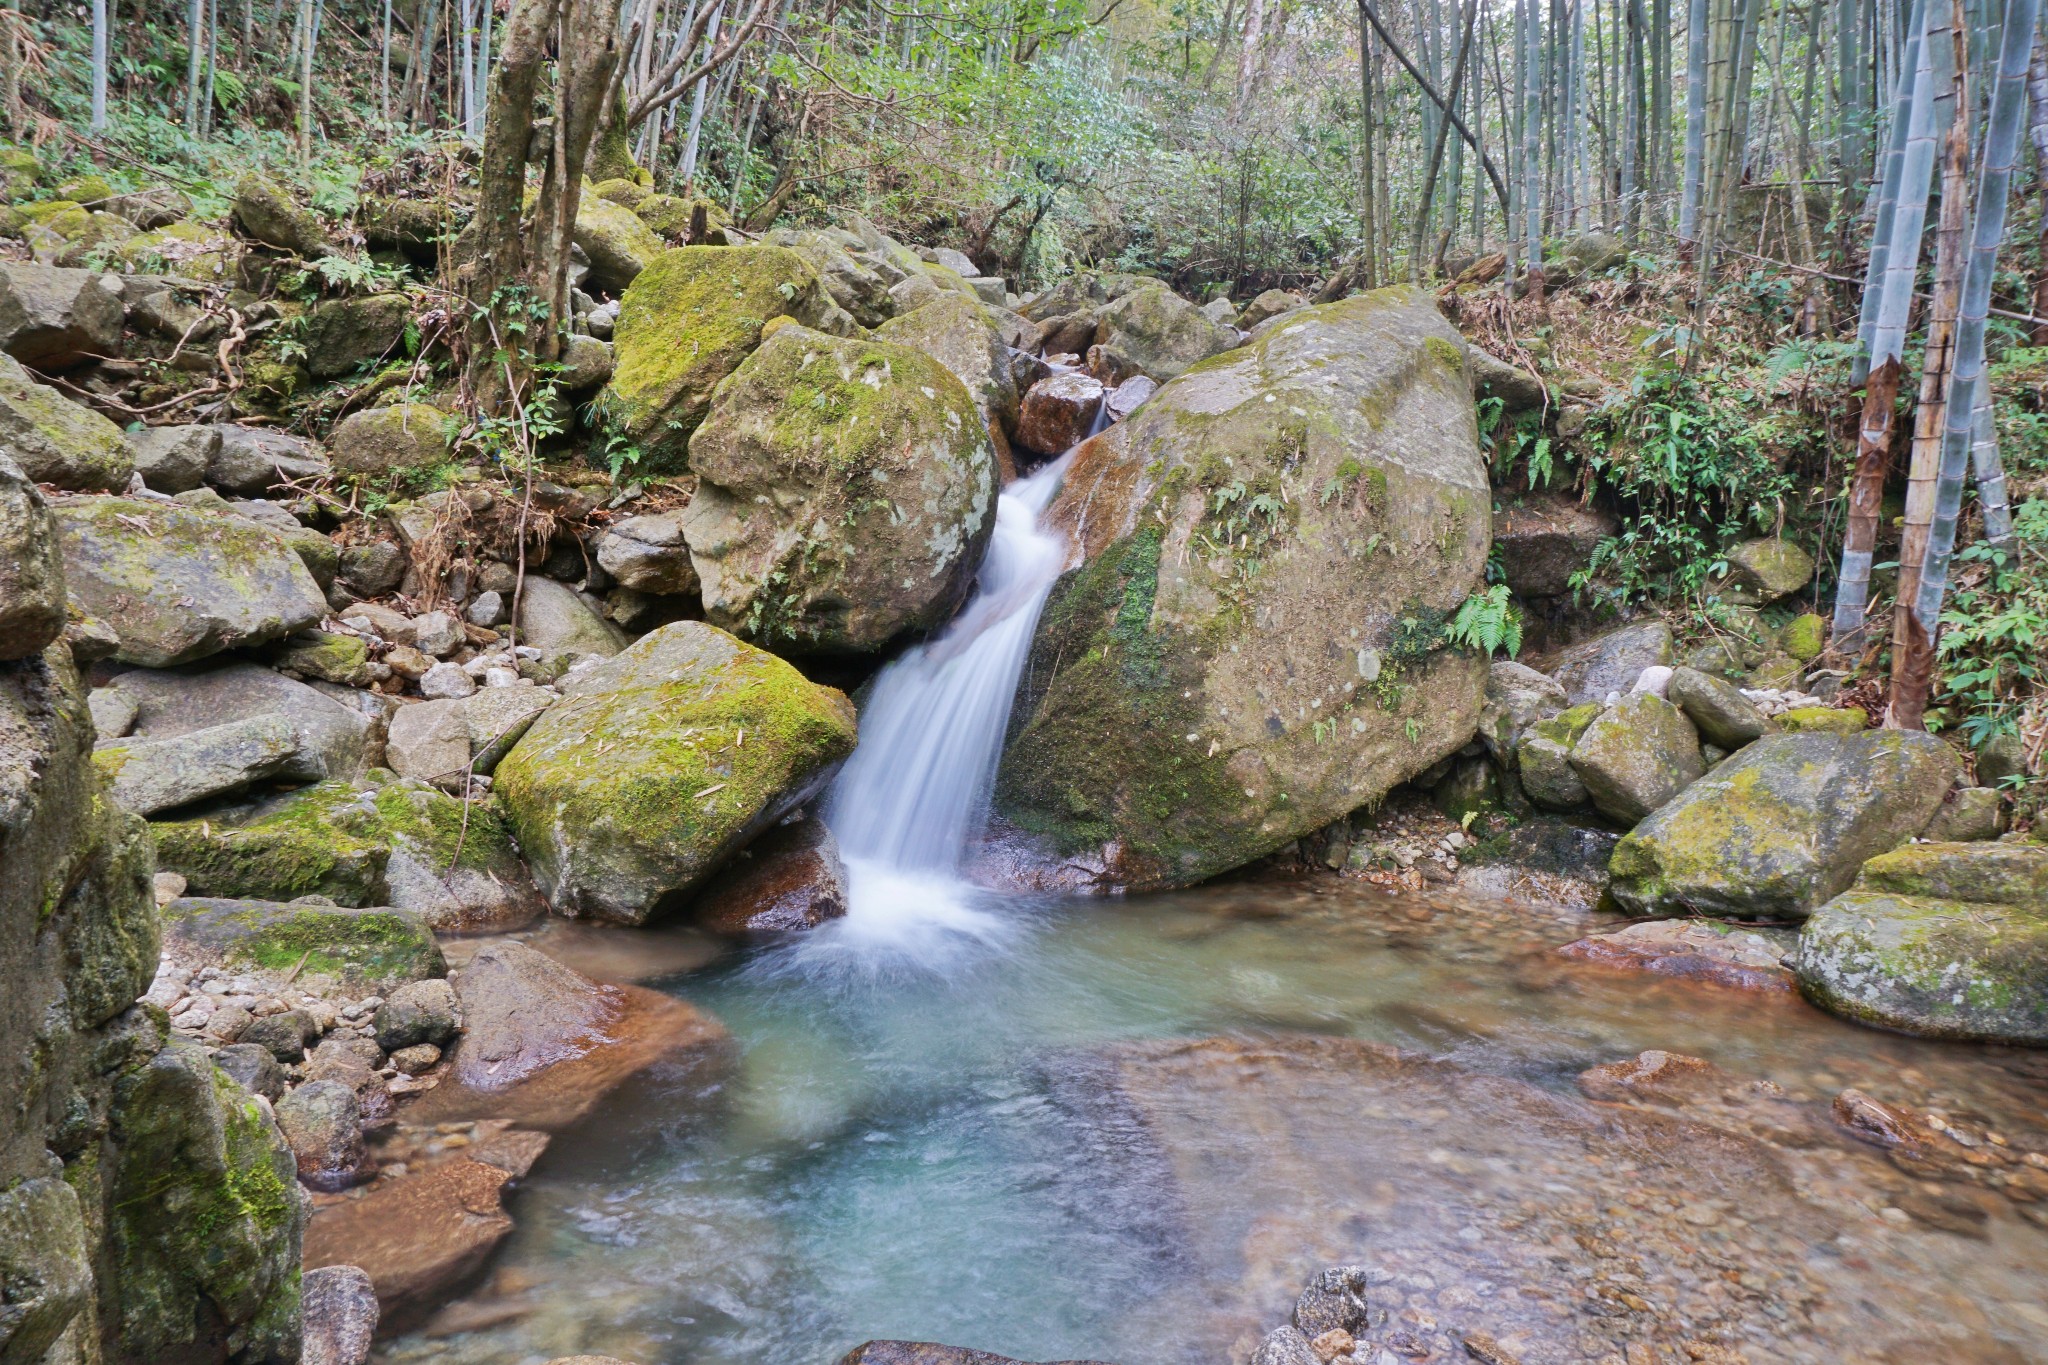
left=379, top=875, right=2048, bottom=1365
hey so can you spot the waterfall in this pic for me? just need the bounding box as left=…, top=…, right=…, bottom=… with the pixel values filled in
left=820, top=448, right=1077, bottom=947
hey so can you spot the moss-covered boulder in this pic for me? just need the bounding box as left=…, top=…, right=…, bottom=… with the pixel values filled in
left=1477, top=659, right=1569, bottom=767
left=100, top=1039, right=306, bottom=1363
left=495, top=620, right=858, bottom=923
left=232, top=172, right=336, bottom=257
left=681, top=324, right=997, bottom=653
left=1608, top=729, right=1960, bottom=920
left=301, top=291, right=413, bottom=379
left=995, top=287, right=1492, bottom=890
left=572, top=194, right=665, bottom=294
left=163, top=896, right=446, bottom=989
left=329, top=401, right=452, bottom=477
left=1778, top=611, right=1826, bottom=662
left=1090, top=284, right=1240, bottom=381
left=52, top=497, right=327, bottom=667
left=363, top=194, right=458, bottom=262
left=1518, top=702, right=1602, bottom=810
left=1567, top=691, right=1703, bottom=824
left=32, top=207, right=137, bottom=268
left=0, top=452, right=64, bottom=660
left=607, top=245, right=856, bottom=470
left=1712, top=536, right=1814, bottom=605
left=0, top=354, right=132, bottom=490
left=768, top=226, right=897, bottom=327
left=1796, top=841, right=2048, bottom=1043
left=874, top=292, right=1021, bottom=439
left=153, top=777, right=544, bottom=932
left=116, top=219, right=246, bottom=284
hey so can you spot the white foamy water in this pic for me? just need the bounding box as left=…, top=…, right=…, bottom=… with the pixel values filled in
left=820, top=450, right=1075, bottom=945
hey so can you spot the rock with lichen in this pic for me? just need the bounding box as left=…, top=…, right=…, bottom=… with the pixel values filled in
left=495, top=620, right=858, bottom=923
left=995, top=287, right=1491, bottom=891
left=681, top=324, right=997, bottom=654
left=606, top=245, right=860, bottom=471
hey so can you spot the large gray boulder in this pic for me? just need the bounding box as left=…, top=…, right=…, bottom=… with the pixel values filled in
left=495, top=621, right=858, bottom=922
left=1538, top=619, right=1673, bottom=704
left=1609, top=729, right=1961, bottom=919
left=90, top=663, right=371, bottom=814
left=0, top=261, right=123, bottom=368
left=53, top=496, right=328, bottom=667
left=300, top=293, right=412, bottom=380
left=874, top=292, right=1022, bottom=440
left=128, top=424, right=219, bottom=494
left=1666, top=665, right=1769, bottom=750
left=1090, top=284, right=1239, bottom=381
left=209, top=424, right=331, bottom=495
left=1797, top=839, right=2048, bottom=1044
left=681, top=324, right=997, bottom=654
left=997, top=288, right=1491, bottom=890
left=1567, top=692, right=1703, bottom=824
left=0, top=453, right=64, bottom=660
left=0, top=353, right=134, bottom=490
left=512, top=577, right=625, bottom=657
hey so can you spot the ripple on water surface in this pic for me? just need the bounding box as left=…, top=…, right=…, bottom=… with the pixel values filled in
left=380, top=879, right=2048, bottom=1365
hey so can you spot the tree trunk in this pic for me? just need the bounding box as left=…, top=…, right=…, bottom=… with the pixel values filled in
left=1411, top=0, right=1479, bottom=278
left=2029, top=37, right=2048, bottom=344
left=1359, top=7, right=1381, bottom=286
left=1679, top=0, right=1708, bottom=241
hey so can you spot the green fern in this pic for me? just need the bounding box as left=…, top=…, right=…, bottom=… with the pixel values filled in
left=1443, top=585, right=1523, bottom=658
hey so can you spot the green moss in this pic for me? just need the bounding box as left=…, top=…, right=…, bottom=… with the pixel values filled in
left=608, top=245, right=830, bottom=471
left=1778, top=612, right=1826, bottom=662
left=1779, top=705, right=1866, bottom=734
left=162, top=894, right=443, bottom=984
left=1423, top=334, right=1465, bottom=371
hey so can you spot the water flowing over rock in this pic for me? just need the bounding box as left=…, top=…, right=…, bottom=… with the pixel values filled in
left=495, top=621, right=858, bottom=923
left=1797, top=839, right=2048, bottom=1043
left=996, top=288, right=1491, bottom=890
left=1015, top=371, right=1105, bottom=457
left=682, top=324, right=996, bottom=654
left=837, top=1345, right=1118, bottom=1365
left=1608, top=730, right=1960, bottom=920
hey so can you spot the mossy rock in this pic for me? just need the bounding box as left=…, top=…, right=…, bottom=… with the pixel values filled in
left=0, top=353, right=133, bottom=490
left=574, top=194, right=666, bottom=292
left=1566, top=691, right=1703, bottom=824
left=1777, top=612, right=1826, bottom=662
left=1608, top=729, right=1959, bottom=920
left=593, top=177, right=652, bottom=208
left=636, top=192, right=733, bottom=244
left=300, top=292, right=414, bottom=380
left=153, top=778, right=540, bottom=931
left=495, top=620, right=858, bottom=923
left=162, top=896, right=445, bottom=989
left=100, top=1039, right=305, bottom=1363
left=606, top=245, right=854, bottom=471
left=681, top=324, right=997, bottom=653
left=1796, top=842, right=2048, bottom=1043
left=995, top=287, right=1492, bottom=890
left=52, top=174, right=115, bottom=207
left=1777, top=705, right=1865, bottom=734
left=51, top=496, right=327, bottom=667
left=116, top=220, right=245, bottom=284
left=231, top=173, right=336, bottom=257
left=1518, top=702, right=1603, bottom=810
left=0, top=144, right=41, bottom=199
left=271, top=629, right=371, bottom=685
left=329, top=401, right=452, bottom=476
left=1091, top=283, right=1240, bottom=381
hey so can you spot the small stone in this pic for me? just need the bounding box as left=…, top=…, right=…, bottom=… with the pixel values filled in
left=153, top=870, right=188, bottom=905
left=389, top=1043, right=442, bottom=1075
left=483, top=666, right=522, bottom=688
left=465, top=590, right=507, bottom=627
left=1253, top=1326, right=1323, bottom=1365
left=1294, top=1264, right=1371, bottom=1336
left=242, top=1008, right=319, bottom=1062
left=411, top=610, right=464, bottom=657
left=384, top=644, right=432, bottom=679
left=373, top=978, right=460, bottom=1051
left=214, top=1041, right=286, bottom=1100
left=418, top=661, right=477, bottom=700
left=302, top=1263, right=379, bottom=1365
left=1311, top=1330, right=1356, bottom=1363
left=203, top=1005, right=253, bottom=1041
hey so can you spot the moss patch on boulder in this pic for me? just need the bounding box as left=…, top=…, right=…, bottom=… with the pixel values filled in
left=495, top=620, right=857, bottom=923
left=162, top=896, right=446, bottom=989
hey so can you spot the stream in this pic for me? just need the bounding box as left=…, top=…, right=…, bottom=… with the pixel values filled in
left=381, top=436, right=2048, bottom=1365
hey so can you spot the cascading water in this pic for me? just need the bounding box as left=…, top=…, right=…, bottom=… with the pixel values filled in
left=818, top=415, right=1090, bottom=954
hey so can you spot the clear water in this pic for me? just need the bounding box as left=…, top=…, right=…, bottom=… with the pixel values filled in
left=382, top=880, right=2048, bottom=1365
